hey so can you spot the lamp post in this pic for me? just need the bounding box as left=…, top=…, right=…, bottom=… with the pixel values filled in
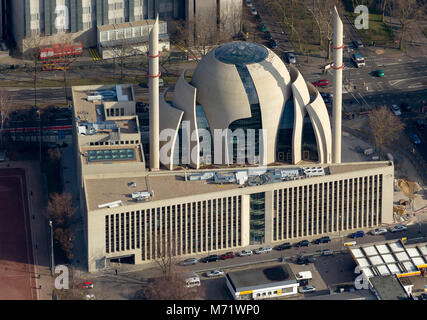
left=49, top=220, right=55, bottom=276
left=37, top=110, right=41, bottom=163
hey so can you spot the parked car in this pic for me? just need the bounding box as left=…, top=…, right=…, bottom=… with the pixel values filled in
left=286, top=52, right=296, bottom=64
left=400, top=102, right=411, bottom=112
left=314, top=236, right=331, bottom=244
left=274, top=242, right=292, bottom=251
left=320, top=92, right=332, bottom=104
left=264, top=31, right=272, bottom=40
left=268, top=39, right=277, bottom=49
left=78, top=281, right=94, bottom=289
left=416, top=119, right=425, bottom=130
left=312, top=79, right=329, bottom=87
left=349, top=230, right=365, bottom=238
left=220, top=252, right=235, bottom=260
left=412, top=133, right=421, bottom=145
left=390, top=225, right=407, bottom=233
left=321, top=249, right=334, bottom=256
left=375, top=69, right=385, bottom=77
left=295, top=240, right=309, bottom=247
left=246, top=0, right=253, bottom=7
left=299, top=279, right=309, bottom=286
left=353, top=39, right=363, bottom=48
left=251, top=7, right=258, bottom=15
left=370, top=228, right=387, bottom=235
left=390, top=104, right=401, bottom=116
left=259, top=23, right=267, bottom=32
left=205, top=269, right=224, bottom=278
left=237, top=249, right=253, bottom=257
left=180, top=258, right=197, bottom=266
left=300, top=285, right=316, bottom=293
left=296, top=255, right=315, bottom=265
left=254, top=246, right=272, bottom=254
left=200, top=255, right=219, bottom=263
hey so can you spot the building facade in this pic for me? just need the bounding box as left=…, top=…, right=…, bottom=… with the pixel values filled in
left=8, top=0, right=241, bottom=52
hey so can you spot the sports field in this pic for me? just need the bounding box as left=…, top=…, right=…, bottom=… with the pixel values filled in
left=0, top=168, right=37, bottom=300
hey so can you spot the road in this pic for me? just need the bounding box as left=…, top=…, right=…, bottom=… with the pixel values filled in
left=165, top=221, right=427, bottom=276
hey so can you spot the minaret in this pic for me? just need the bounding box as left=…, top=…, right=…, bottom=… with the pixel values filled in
left=149, top=16, right=160, bottom=171
left=332, top=6, right=343, bottom=164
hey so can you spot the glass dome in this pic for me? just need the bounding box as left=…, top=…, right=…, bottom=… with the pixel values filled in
left=214, top=41, right=268, bottom=65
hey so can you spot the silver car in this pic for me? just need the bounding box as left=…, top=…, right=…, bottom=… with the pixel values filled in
left=300, top=285, right=316, bottom=293
left=237, top=249, right=253, bottom=257
left=206, top=269, right=224, bottom=278
left=390, top=225, right=407, bottom=233
left=180, top=258, right=197, bottom=266
left=391, top=104, right=401, bottom=116
left=371, top=228, right=387, bottom=235
left=287, top=52, right=296, bottom=64
left=254, top=246, right=272, bottom=254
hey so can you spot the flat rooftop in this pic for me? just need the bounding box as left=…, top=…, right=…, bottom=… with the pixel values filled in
left=226, top=265, right=297, bottom=292
left=85, top=174, right=239, bottom=211
left=370, top=276, right=410, bottom=300
left=72, top=85, right=134, bottom=123
left=83, top=161, right=392, bottom=211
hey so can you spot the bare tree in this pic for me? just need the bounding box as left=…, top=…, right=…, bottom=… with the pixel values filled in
left=368, top=105, right=405, bottom=158
left=390, top=0, right=423, bottom=50
left=54, top=227, right=75, bottom=260
left=0, top=88, right=12, bottom=147
left=25, top=33, right=46, bottom=109
left=45, top=192, right=76, bottom=227
left=144, top=274, right=205, bottom=300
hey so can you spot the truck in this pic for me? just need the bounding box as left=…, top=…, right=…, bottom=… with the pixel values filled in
left=352, top=52, right=365, bottom=67
left=296, top=271, right=313, bottom=281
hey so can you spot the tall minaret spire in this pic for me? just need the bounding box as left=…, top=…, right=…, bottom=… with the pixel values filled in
left=149, top=15, right=160, bottom=171
left=332, top=6, right=343, bottom=164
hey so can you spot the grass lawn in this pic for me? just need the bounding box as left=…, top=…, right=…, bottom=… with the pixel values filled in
left=347, top=12, right=395, bottom=46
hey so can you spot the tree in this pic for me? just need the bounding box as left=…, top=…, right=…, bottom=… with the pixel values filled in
left=54, top=227, right=75, bottom=260
left=109, top=40, right=138, bottom=81
left=0, top=88, right=12, bottom=147
left=368, top=106, right=404, bottom=158
left=390, top=0, right=423, bottom=50
left=142, top=230, right=205, bottom=300
left=48, top=147, right=62, bottom=162
left=45, top=192, right=76, bottom=227
left=144, top=274, right=205, bottom=300
left=25, top=33, right=46, bottom=109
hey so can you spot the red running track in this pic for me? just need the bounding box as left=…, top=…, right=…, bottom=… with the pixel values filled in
left=0, top=168, right=37, bottom=300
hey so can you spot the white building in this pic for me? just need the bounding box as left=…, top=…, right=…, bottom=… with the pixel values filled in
left=226, top=265, right=299, bottom=300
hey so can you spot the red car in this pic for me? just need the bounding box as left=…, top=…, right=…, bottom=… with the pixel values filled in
left=220, top=252, right=235, bottom=260
left=78, top=281, right=94, bottom=289
left=312, top=79, right=329, bottom=87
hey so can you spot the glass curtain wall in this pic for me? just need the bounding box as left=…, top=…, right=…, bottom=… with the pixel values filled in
left=250, top=192, right=265, bottom=244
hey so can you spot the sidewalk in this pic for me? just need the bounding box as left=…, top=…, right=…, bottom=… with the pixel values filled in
left=60, top=145, right=88, bottom=278
left=0, top=160, right=54, bottom=300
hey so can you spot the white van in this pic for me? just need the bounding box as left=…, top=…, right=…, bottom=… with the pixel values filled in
left=185, top=275, right=201, bottom=288
left=296, top=271, right=312, bottom=280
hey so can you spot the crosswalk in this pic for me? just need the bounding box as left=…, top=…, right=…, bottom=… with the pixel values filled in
left=89, top=48, right=101, bottom=61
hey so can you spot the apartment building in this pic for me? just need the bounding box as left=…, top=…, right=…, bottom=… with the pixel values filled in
left=8, top=0, right=241, bottom=52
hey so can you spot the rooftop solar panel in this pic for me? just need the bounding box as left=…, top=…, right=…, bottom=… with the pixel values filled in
left=87, top=148, right=136, bottom=162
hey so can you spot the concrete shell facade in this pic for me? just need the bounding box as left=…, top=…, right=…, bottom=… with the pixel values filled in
left=161, top=42, right=333, bottom=170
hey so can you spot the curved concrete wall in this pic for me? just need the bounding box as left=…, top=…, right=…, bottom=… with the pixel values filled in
left=247, top=48, right=292, bottom=164
left=191, top=49, right=252, bottom=132
left=306, top=83, right=333, bottom=164
left=289, top=66, right=310, bottom=164
left=159, top=88, right=184, bottom=170
left=172, top=71, right=200, bottom=168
